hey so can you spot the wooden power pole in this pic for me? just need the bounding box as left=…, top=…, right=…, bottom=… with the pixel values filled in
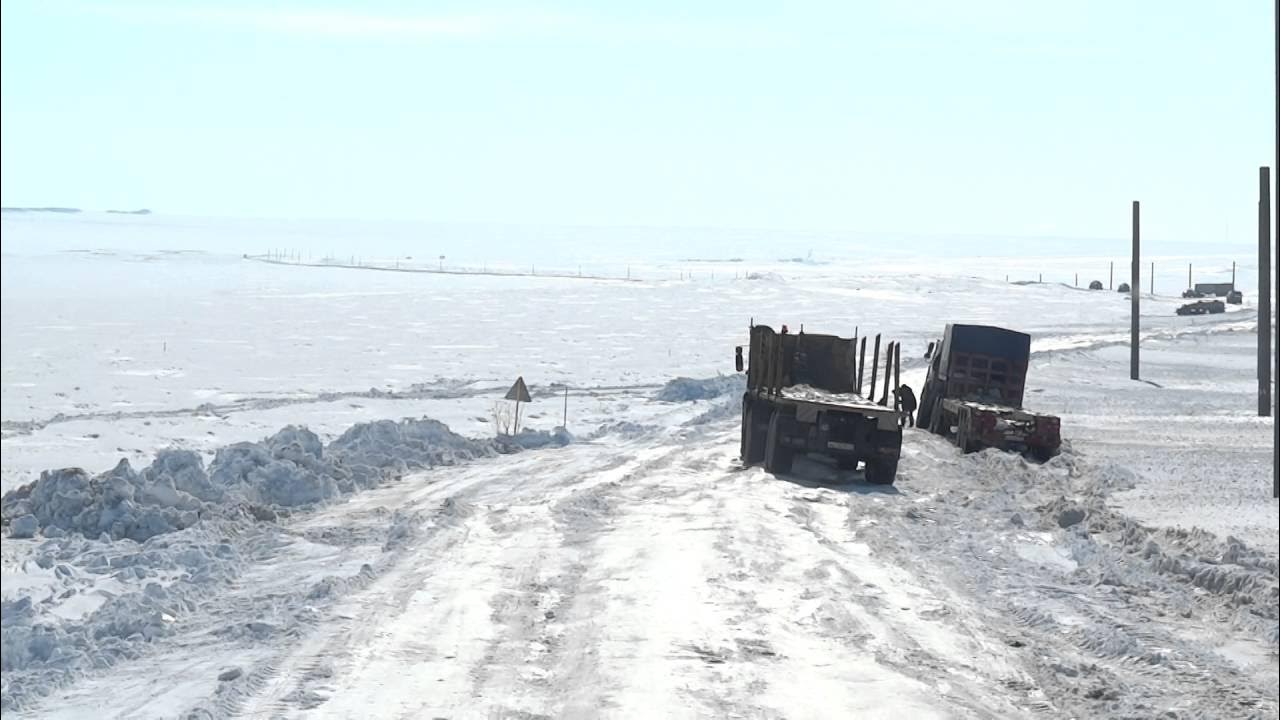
left=1259, top=167, right=1272, bottom=420
left=1131, top=201, right=1140, bottom=380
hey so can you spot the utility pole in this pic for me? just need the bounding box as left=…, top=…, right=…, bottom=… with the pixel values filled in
left=1188, top=262, right=1192, bottom=291
left=1259, top=167, right=1272, bottom=420
left=1150, top=261, right=1155, bottom=296
left=1110, top=261, right=1114, bottom=290
left=1131, top=201, right=1140, bottom=380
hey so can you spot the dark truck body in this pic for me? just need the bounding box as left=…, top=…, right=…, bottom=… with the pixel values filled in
left=736, top=324, right=903, bottom=484
left=917, top=324, right=1061, bottom=461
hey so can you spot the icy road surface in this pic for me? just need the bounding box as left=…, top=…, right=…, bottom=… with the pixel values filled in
left=12, top=405, right=1276, bottom=719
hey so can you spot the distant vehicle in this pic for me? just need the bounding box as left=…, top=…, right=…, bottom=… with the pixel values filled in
left=1176, top=299, right=1225, bottom=315
left=1088, top=280, right=1104, bottom=290
left=1117, top=282, right=1131, bottom=293
left=917, top=324, right=1061, bottom=461
left=736, top=324, right=904, bottom=484
left=1182, top=288, right=1206, bottom=298
left=1226, top=290, right=1243, bottom=304
left=1193, top=282, right=1234, bottom=297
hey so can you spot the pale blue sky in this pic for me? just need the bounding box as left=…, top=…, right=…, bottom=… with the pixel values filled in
left=1, top=1, right=1275, bottom=244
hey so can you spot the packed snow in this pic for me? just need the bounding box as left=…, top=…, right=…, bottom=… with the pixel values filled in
left=1, top=212, right=1275, bottom=718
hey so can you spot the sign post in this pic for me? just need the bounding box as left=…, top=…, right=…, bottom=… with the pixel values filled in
left=505, top=376, right=532, bottom=434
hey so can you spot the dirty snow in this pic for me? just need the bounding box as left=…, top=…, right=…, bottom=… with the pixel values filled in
left=1, top=213, right=1275, bottom=718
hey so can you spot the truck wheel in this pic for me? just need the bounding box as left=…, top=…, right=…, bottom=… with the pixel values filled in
left=926, top=396, right=944, bottom=436
left=1029, top=445, right=1058, bottom=463
left=865, top=458, right=898, bottom=485
left=741, top=398, right=767, bottom=466
left=764, top=411, right=794, bottom=475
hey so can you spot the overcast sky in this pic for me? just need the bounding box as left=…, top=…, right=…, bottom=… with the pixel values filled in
left=1, top=1, right=1275, bottom=244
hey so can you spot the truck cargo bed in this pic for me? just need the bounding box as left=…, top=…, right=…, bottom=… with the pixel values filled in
left=776, top=384, right=893, bottom=414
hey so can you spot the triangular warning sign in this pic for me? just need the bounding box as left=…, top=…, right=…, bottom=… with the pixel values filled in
left=504, top=376, right=532, bottom=403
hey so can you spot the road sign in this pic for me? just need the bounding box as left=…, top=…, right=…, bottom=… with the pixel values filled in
left=505, top=376, right=531, bottom=403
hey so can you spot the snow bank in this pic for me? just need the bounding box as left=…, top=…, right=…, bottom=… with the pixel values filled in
left=1, top=521, right=250, bottom=709
left=655, top=375, right=744, bottom=402
left=1, top=417, right=570, bottom=544
left=0, top=415, right=575, bottom=711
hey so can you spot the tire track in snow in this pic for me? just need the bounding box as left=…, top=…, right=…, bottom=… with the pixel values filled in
left=231, top=443, right=652, bottom=719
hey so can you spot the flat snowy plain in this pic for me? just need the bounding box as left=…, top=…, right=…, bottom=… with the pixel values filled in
left=2, top=212, right=1276, bottom=719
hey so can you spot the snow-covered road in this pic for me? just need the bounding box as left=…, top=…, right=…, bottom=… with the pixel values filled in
left=14, top=399, right=1275, bottom=719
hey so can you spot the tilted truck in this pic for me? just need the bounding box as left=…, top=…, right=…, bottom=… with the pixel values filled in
left=916, top=324, right=1061, bottom=461
left=735, top=323, right=904, bottom=484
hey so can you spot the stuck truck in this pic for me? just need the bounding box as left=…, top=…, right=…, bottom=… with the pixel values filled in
left=735, top=324, right=904, bottom=484
left=917, top=324, right=1061, bottom=461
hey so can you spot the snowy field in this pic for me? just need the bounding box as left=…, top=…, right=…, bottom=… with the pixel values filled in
left=2, top=212, right=1276, bottom=718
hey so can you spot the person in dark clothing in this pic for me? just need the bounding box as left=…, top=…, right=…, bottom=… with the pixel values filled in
left=895, top=384, right=918, bottom=427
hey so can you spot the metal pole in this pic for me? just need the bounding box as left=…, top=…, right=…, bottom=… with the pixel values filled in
left=1259, top=167, right=1272, bottom=420
left=893, top=342, right=902, bottom=410
left=1188, top=262, right=1192, bottom=291
left=1110, top=261, right=1114, bottom=290
left=880, top=343, right=893, bottom=405
left=1232, top=261, right=1236, bottom=287
left=852, top=327, right=859, bottom=385
left=1150, top=261, right=1155, bottom=296
left=1131, top=201, right=1140, bottom=380
left=857, top=337, right=867, bottom=394
left=869, top=334, right=881, bottom=402
left=563, top=386, right=569, bottom=428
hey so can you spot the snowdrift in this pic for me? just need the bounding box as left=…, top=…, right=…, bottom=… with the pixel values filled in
left=2, top=418, right=572, bottom=544
left=655, top=375, right=744, bottom=402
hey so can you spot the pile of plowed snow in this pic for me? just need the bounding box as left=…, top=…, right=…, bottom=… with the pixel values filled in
left=2, top=418, right=572, bottom=543
left=0, top=416, right=571, bottom=712
left=655, top=375, right=744, bottom=402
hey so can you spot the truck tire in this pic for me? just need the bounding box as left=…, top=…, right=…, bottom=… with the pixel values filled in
left=740, top=397, right=767, bottom=466
left=1029, top=445, right=1058, bottom=463
left=865, top=457, right=898, bottom=485
left=764, top=411, right=794, bottom=475
left=956, top=412, right=980, bottom=453
left=917, top=381, right=935, bottom=429
left=926, top=396, right=945, bottom=436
